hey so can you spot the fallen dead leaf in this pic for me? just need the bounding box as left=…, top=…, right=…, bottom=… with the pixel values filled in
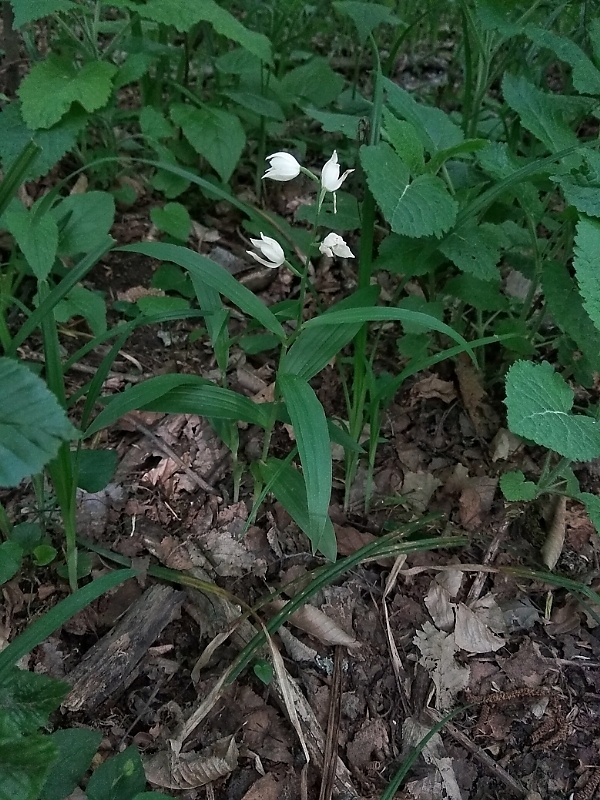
left=240, top=773, right=282, bottom=800
left=414, top=622, right=470, bottom=711
left=402, top=471, right=442, bottom=513
left=144, top=736, right=238, bottom=789
left=410, top=374, right=456, bottom=404
left=268, top=599, right=359, bottom=649
left=454, top=602, right=505, bottom=653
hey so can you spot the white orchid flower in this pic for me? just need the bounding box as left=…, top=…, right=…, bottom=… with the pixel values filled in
left=319, top=233, right=354, bottom=259
left=262, top=151, right=302, bottom=181
left=247, top=233, right=285, bottom=269
left=320, top=150, right=354, bottom=212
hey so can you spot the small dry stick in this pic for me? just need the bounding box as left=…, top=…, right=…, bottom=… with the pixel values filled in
left=318, top=646, right=344, bottom=800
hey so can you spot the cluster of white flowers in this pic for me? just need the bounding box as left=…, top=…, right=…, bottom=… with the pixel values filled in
left=247, top=150, right=355, bottom=269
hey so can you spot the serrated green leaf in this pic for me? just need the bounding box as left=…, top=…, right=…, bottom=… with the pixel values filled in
left=9, top=0, right=74, bottom=26
left=333, top=1, right=400, bottom=45
left=0, top=103, right=85, bottom=180
left=444, top=274, right=508, bottom=311
left=77, top=449, right=118, bottom=493
left=554, top=174, right=600, bottom=217
left=279, top=57, right=344, bottom=108
left=382, top=110, right=424, bottom=174
left=439, top=221, right=504, bottom=281
left=500, top=470, right=538, bottom=501
left=0, top=667, right=68, bottom=734
left=18, top=56, right=117, bottom=129
left=3, top=205, right=58, bottom=280
left=505, top=360, right=600, bottom=461
left=170, top=103, right=245, bottom=183
left=257, top=458, right=337, bottom=561
left=373, top=233, right=439, bottom=276
left=120, top=242, right=284, bottom=337
left=278, top=374, right=332, bottom=554
left=139, top=106, right=174, bottom=141
left=580, top=491, right=600, bottom=535
left=361, top=142, right=457, bottom=238
left=502, top=73, right=580, bottom=153
left=41, top=728, right=102, bottom=800
left=573, top=217, right=600, bottom=334
left=114, top=52, right=154, bottom=90
left=224, top=91, right=285, bottom=121
left=150, top=202, right=191, bottom=241
left=303, top=108, right=360, bottom=139
left=52, top=190, right=116, bottom=257
left=87, top=746, right=146, bottom=800
left=0, top=358, right=77, bottom=488
left=0, top=731, right=58, bottom=800
left=0, top=541, right=23, bottom=585
left=523, top=24, right=600, bottom=95
left=54, top=284, right=107, bottom=337
left=383, top=77, right=463, bottom=152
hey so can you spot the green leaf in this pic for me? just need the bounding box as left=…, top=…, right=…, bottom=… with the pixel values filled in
left=505, top=361, right=600, bottom=461
left=303, top=305, right=474, bottom=358
left=0, top=569, right=136, bottom=677
left=139, top=106, right=174, bottom=141
left=223, top=91, right=285, bottom=121
left=3, top=205, right=58, bottom=280
left=382, top=110, right=425, bottom=174
left=41, top=728, right=102, bottom=800
left=501, top=73, right=580, bottom=153
left=0, top=541, right=23, bottom=585
left=0, top=358, right=77, bottom=488
left=573, top=217, right=600, bottom=334
left=541, top=259, right=600, bottom=371
left=120, top=242, right=284, bottom=337
left=54, top=285, right=107, bottom=337
left=0, top=103, right=85, bottom=180
left=278, top=375, right=332, bottom=555
left=580, top=491, right=600, bottom=535
left=523, top=24, right=600, bottom=95
left=0, top=731, right=58, bottom=800
left=9, top=0, right=74, bottom=26
left=53, top=191, right=116, bottom=257
left=137, top=295, right=190, bottom=315
left=373, top=233, right=439, bottom=277
left=253, top=659, right=273, bottom=685
left=77, top=449, right=118, bottom=492
left=257, top=458, right=337, bottom=561
left=113, top=52, right=155, bottom=90
left=281, top=286, right=380, bottom=380
left=150, top=202, right=191, bottom=241
left=383, top=77, right=464, bottom=152
left=303, top=108, right=360, bottom=139
left=439, top=221, right=504, bottom=281
left=86, top=746, right=146, bottom=800
left=279, top=57, right=344, bottom=108
left=333, top=1, right=400, bottom=45
left=499, top=470, right=538, bottom=501
left=0, top=667, right=68, bottom=734
left=32, top=545, right=57, bottom=567
left=444, top=274, right=508, bottom=311
left=18, top=56, right=117, bottom=129
left=361, top=142, right=457, bottom=238
left=9, top=523, right=43, bottom=554
left=170, top=103, right=245, bottom=183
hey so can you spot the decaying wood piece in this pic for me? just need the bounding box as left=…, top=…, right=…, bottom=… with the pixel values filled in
left=63, top=583, right=185, bottom=711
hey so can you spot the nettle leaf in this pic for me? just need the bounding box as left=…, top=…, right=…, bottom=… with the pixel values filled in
left=505, top=360, right=600, bottom=461
left=0, top=358, right=77, bottom=487
left=553, top=175, right=600, bottom=217
left=502, top=73, right=580, bottom=153
left=87, top=747, right=146, bottom=800
left=9, top=0, right=74, bottom=26
left=52, top=191, right=116, bottom=256
left=333, top=1, right=400, bottom=45
left=573, top=217, right=600, bottom=333
left=54, top=285, right=107, bottom=337
left=383, top=77, right=463, bottom=152
left=0, top=666, right=68, bottom=734
left=18, top=56, right=117, bottom=129
left=382, top=109, right=424, bottom=174
left=361, top=142, right=457, bottom=238
left=170, top=104, right=245, bottom=183
left=0, top=731, right=58, bottom=800
left=523, top=24, right=600, bottom=95
left=3, top=204, right=58, bottom=280
left=150, top=202, right=191, bottom=241
left=0, top=103, right=85, bottom=180
left=444, top=274, right=508, bottom=312
left=500, top=470, right=538, bottom=502
left=439, top=221, right=504, bottom=281
left=41, top=728, right=102, bottom=800
left=0, top=542, right=23, bottom=585
left=279, top=57, right=344, bottom=108
left=303, top=107, right=360, bottom=139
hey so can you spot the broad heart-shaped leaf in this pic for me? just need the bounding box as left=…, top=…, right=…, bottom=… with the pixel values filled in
left=0, top=103, right=86, bottom=180
left=0, top=541, right=23, bottom=585
left=112, top=0, right=271, bottom=62
left=0, top=358, right=77, bottom=487
left=9, top=0, right=74, bottom=26
left=0, top=730, right=58, bottom=800
left=439, top=221, right=504, bottom=281
left=258, top=458, right=337, bottom=561
left=500, top=470, right=538, bottom=502
left=333, top=1, right=400, bottom=45
left=41, top=728, right=102, bottom=800
left=501, top=74, right=580, bottom=153
left=278, top=57, right=344, bottom=108
left=542, top=259, right=600, bottom=372
left=86, top=746, right=146, bottom=800
left=0, top=666, right=68, bottom=735
left=383, top=77, right=463, bottom=153
left=85, top=374, right=272, bottom=437
left=52, top=191, right=115, bottom=256
left=170, top=103, right=245, bottom=183
left=3, top=204, right=58, bottom=280
left=278, top=374, right=332, bottom=557
left=150, top=202, right=191, bottom=241
left=361, top=142, right=457, bottom=238
left=574, top=217, right=600, bottom=334
left=523, top=24, right=600, bottom=95
left=120, top=242, right=284, bottom=338
left=18, top=56, right=117, bottom=129
left=505, top=361, right=600, bottom=461
left=281, top=286, right=380, bottom=380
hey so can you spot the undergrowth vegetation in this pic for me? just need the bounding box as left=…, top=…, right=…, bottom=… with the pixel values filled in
left=1, top=0, right=600, bottom=796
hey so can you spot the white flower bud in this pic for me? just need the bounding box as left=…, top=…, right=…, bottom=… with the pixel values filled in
left=247, top=233, right=285, bottom=269
left=319, top=233, right=354, bottom=259
left=262, top=152, right=302, bottom=182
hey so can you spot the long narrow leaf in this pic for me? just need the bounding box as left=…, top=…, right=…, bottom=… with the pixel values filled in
left=120, top=242, right=285, bottom=338
left=278, top=374, right=332, bottom=556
